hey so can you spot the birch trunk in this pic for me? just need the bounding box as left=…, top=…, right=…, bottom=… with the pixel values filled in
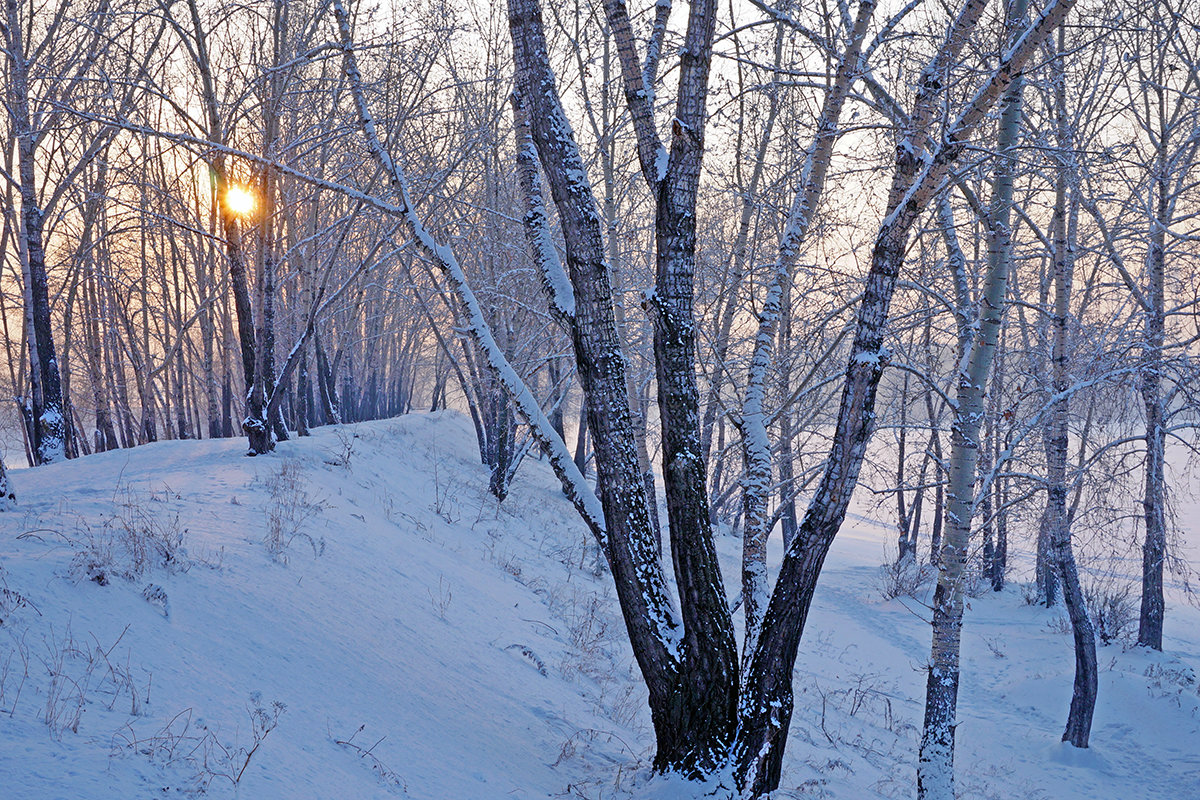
left=739, top=0, right=876, bottom=663
left=918, top=2, right=1030, bottom=795
left=1047, top=30, right=1097, bottom=745
left=1137, top=144, right=1168, bottom=651
left=978, top=0, right=1028, bottom=584
left=80, top=161, right=120, bottom=451
left=699, top=25, right=783, bottom=468
left=0, top=455, right=11, bottom=509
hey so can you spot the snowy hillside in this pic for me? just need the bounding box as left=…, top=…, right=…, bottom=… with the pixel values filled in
left=1, top=413, right=1197, bottom=799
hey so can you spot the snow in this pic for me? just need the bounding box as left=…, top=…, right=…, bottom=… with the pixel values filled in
left=1, top=412, right=1198, bottom=799
left=532, top=218, right=575, bottom=319
left=0, top=414, right=633, bottom=799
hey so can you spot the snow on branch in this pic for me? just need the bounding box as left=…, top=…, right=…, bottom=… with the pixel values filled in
left=602, top=0, right=670, bottom=188
left=330, top=0, right=607, bottom=544
left=882, top=0, right=1079, bottom=235
left=510, top=89, right=576, bottom=328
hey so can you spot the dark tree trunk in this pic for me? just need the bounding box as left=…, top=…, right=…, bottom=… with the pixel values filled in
left=1046, top=50, right=1097, bottom=740
left=1137, top=170, right=1168, bottom=651
left=572, top=401, right=587, bottom=477
left=221, top=372, right=235, bottom=438
left=739, top=221, right=903, bottom=794
left=296, top=347, right=311, bottom=436
left=897, top=374, right=913, bottom=561
left=314, top=330, right=340, bottom=424
left=547, top=358, right=566, bottom=444
left=485, top=386, right=516, bottom=501
left=10, top=16, right=67, bottom=464
left=511, top=0, right=719, bottom=773
left=647, top=0, right=741, bottom=768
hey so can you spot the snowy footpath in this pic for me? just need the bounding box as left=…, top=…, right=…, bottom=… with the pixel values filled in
left=1, top=412, right=1197, bottom=799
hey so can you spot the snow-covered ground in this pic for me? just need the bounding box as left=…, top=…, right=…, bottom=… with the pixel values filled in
left=0, top=412, right=1196, bottom=799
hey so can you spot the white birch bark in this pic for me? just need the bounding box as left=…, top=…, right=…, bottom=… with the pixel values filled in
left=0, top=454, right=12, bottom=509
left=919, top=1, right=1032, bottom=794
left=739, top=0, right=876, bottom=663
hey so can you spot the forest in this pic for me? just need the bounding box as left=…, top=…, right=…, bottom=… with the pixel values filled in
left=1, top=0, right=1198, bottom=797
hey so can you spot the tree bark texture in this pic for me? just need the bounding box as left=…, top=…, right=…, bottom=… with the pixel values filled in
left=1048, top=30, right=1097, bottom=745
left=1137, top=162, right=1168, bottom=651
left=739, top=0, right=875, bottom=664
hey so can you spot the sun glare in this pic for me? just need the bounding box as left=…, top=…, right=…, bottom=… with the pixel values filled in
left=225, top=185, right=256, bottom=216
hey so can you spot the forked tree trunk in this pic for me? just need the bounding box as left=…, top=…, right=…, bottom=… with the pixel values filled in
left=511, top=0, right=735, bottom=770
left=337, top=0, right=1076, bottom=793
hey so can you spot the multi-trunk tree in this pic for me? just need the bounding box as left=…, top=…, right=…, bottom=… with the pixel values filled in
left=326, top=0, right=1079, bottom=794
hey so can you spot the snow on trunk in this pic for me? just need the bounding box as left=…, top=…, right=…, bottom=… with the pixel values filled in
left=738, top=0, right=876, bottom=664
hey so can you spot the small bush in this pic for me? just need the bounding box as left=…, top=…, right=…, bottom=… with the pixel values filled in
left=113, top=695, right=285, bottom=791
left=504, top=644, right=548, bottom=676
left=0, top=568, right=37, bottom=627
left=430, top=457, right=459, bottom=524
left=334, top=724, right=407, bottom=793
left=427, top=575, right=452, bottom=619
left=1018, top=581, right=1041, bottom=606
left=38, top=624, right=144, bottom=738
left=1084, top=580, right=1137, bottom=645
left=113, top=485, right=190, bottom=575
left=878, top=555, right=934, bottom=601
left=264, top=460, right=326, bottom=563
left=326, top=426, right=358, bottom=469
left=1144, top=660, right=1198, bottom=703
left=68, top=484, right=190, bottom=585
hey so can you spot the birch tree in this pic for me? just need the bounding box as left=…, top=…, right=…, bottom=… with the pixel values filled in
left=738, top=0, right=876, bottom=664
left=1043, top=26, right=1098, bottom=747
left=918, top=0, right=1035, bottom=791
left=1117, top=0, right=1200, bottom=651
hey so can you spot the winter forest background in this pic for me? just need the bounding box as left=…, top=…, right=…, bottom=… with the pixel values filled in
left=0, top=0, right=1198, bottom=797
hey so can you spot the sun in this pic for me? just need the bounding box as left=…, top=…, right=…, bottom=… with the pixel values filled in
left=225, top=185, right=256, bottom=216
